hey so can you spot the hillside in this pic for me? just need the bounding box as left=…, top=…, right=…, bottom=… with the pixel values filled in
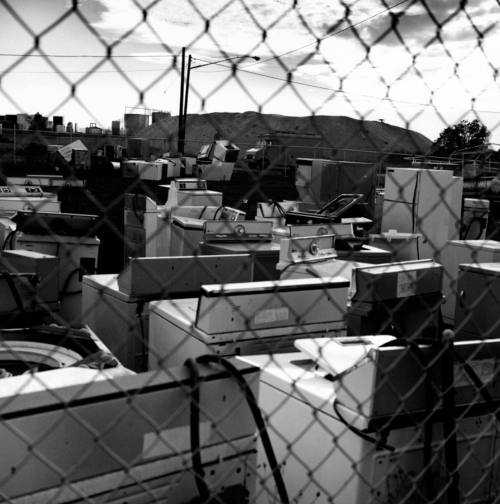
left=137, top=111, right=433, bottom=160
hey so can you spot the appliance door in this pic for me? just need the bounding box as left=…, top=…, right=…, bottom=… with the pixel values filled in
left=384, top=168, right=419, bottom=205
left=382, top=201, right=416, bottom=233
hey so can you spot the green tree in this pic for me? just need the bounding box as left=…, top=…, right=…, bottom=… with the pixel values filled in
left=431, top=119, right=490, bottom=157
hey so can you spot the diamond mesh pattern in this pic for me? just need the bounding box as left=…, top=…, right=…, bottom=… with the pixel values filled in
left=1, top=0, right=500, bottom=502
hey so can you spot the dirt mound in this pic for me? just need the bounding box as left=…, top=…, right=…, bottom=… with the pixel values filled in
left=138, top=111, right=432, bottom=159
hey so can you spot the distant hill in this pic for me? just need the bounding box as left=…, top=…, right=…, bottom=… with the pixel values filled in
left=138, top=111, right=432, bottom=161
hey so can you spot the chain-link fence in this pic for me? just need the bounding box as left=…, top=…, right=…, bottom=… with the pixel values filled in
left=1, top=0, right=500, bottom=502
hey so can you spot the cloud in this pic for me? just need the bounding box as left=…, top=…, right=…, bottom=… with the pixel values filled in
left=88, top=0, right=351, bottom=58
left=336, top=0, right=500, bottom=50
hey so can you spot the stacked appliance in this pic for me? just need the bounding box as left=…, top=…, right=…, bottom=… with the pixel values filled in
left=123, top=193, right=162, bottom=260
left=0, top=249, right=59, bottom=326
left=239, top=335, right=500, bottom=503
left=0, top=185, right=60, bottom=218
left=346, top=259, right=443, bottom=339
left=199, top=220, right=281, bottom=281
left=169, top=206, right=245, bottom=256
left=382, top=167, right=463, bottom=260
left=295, top=158, right=377, bottom=213
left=148, top=276, right=349, bottom=369
left=194, top=139, right=239, bottom=181
left=276, top=234, right=392, bottom=281
left=0, top=354, right=259, bottom=503
left=454, top=262, right=500, bottom=340
left=440, top=239, right=500, bottom=325
left=82, top=254, right=254, bottom=371
left=156, top=178, right=224, bottom=256
left=12, top=211, right=100, bottom=325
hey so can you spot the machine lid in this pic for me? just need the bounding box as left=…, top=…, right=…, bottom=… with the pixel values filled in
left=458, top=262, right=500, bottom=275
left=172, top=178, right=208, bottom=191
left=13, top=211, right=99, bottom=237
left=149, top=298, right=199, bottom=325
left=0, top=185, right=44, bottom=197
left=172, top=215, right=205, bottom=230
left=82, top=274, right=133, bottom=302
left=295, top=336, right=395, bottom=379
left=236, top=352, right=339, bottom=416
left=200, top=276, right=350, bottom=297
left=448, top=239, right=500, bottom=250
left=369, top=231, right=422, bottom=241
left=463, top=198, right=490, bottom=209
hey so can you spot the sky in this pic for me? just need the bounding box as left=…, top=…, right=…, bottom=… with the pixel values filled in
left=1, top=0, right=500, bottom=145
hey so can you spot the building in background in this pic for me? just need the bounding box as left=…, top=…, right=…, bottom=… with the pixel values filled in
left=124, top=109, right=150, bottom=137
left=152, top=111, right=170, bottom=123
left=85, top=123, right=102, bottom=135
left=53, top=115, right=64, bottom=132
left=111, top=120, right=121, bottom=136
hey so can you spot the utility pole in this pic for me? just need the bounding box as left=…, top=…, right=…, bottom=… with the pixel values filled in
left=178, top=47, right=186, bottom=154
left=178, top=52, right=259, bottom=155
left=182, top=54, right=192, bottom=153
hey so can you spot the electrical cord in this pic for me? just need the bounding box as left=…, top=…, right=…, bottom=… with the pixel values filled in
left=270, top=200, right=286, bottom=217
left=185, top=358, right=211, bottom=501
left=2, top=272, right=28, bottom=312
left=380, top=336, right=440, bottom=500
left=2, top=230, right=16, bottom=250
left=213, top=205, right=224, bottom=220
left=195, top=354, right=289, bottom=504
left=460, top=216, right=487, bottom=240
left=304, top=267, right=322, bottom=279
left=131, top=193, right=144, bottom=224
left=440, top=331, right=459, bottom=504
left=59, top=267, right=82, bottom=300
left=411, top=171, right=419, bottom=234
left=199, top=206, right=209, bottom=219
left=330, top=340, right=434, bottom=444
left=332, top=399, right=395, bottom=452
left=383, top=333, right=458, bottom=503
left=136, top=301, right=148, bottom=371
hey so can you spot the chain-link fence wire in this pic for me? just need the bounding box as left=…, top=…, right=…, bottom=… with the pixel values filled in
left=2, top=0, right=500, bottom=502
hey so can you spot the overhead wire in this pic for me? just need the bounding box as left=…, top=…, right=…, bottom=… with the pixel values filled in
left=184, top=0, right=500, bottom=113
left=0, top=53, right=177, bottom=58
left=192, top=0, right=412, bottom=74
left=3, top=0, right=499, bottom=116
left=241, top=0, right=414, bottom=68
left=194, top=64, right=500, bottom=114
left=2, top=68, right=174, bottom=74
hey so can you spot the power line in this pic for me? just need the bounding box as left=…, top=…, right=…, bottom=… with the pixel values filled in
left=9, top=58, right=500, bottom=115
left=0, top=52, right=177, bottom=58
left=237, top=66, right=431, bottom=105
left=1, top=68, right=174, bottom=75
left=194, top=0, right=413, bottom=75
left=208, top=64, right=500, bottom=115
left=242, top=0, right=413, bottom=67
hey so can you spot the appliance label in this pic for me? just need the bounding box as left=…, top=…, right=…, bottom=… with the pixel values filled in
left=396, top=270, right=417, bottom=298
left=254, top=307, right=289, bottom=325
